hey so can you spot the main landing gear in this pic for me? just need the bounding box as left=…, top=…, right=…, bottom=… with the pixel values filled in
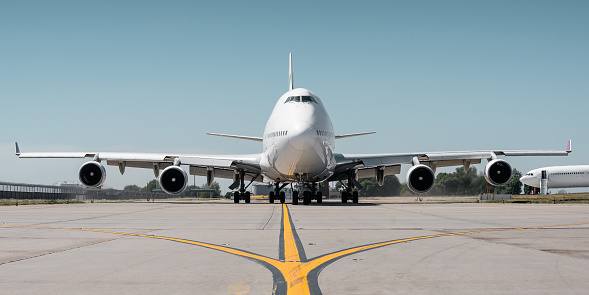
left=268, top=182, right=286, bottom=204
left=340, top=190, right=358, bottom=204
left=233, top=170, right=251, bottom=203
left=292, top=182, right=323, bottom=205
left=234, top=191, right=251, bottom=204
left=340, top=171, right=359, bottom=204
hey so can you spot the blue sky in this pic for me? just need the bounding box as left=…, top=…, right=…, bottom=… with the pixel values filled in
left=1, top=1, right=588, bottom=193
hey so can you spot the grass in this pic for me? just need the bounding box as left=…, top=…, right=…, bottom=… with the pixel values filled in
left=0, top=199, right=84, bottom=206
left=509, top=193, right=589, bottom=204
left=4, top=194, right=589, bottom=205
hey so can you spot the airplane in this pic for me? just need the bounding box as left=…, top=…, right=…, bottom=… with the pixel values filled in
left=521, top=164, right=589, bottom=191
left=15, top=54, right=572, bottom=205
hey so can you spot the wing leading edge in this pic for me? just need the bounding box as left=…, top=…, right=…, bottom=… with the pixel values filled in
left=15, top=142, right=262, bottom=182
left=333, top=140, right=572, bottom=180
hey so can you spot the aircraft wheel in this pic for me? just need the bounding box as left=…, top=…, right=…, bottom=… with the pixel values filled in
left=234, top=191, right=240, bottom=203
left=341, top=192, right=348, bottom=204
left=280, top=191, right=286, bottom=203
left=269, top=191, right=275, bottom=204
left=303, top=191, right=311, bottom=205
left=245, top=191, right=251, bottom=203
left=352, top=191, right=359, bottom=203
left=316, top=191, right=323, bottom=203
left=292, top=191, right=299, bottom=205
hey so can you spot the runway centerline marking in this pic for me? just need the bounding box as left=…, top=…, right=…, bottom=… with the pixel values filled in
left=4, top=204, right=589, bottom=295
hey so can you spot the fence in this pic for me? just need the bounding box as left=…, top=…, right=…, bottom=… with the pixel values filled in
left=0, top=181, right=171, bottom=201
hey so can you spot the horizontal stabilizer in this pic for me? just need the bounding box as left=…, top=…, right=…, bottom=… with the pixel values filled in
left=335, top=132, right=376, bottom=139
left=207, top=133, right=263, bottom=142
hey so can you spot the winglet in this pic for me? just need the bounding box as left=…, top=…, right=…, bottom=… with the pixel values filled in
left=566, top=139, right=572, bottom=153
left=288, top=53, right=294, bottom=91
left=15, top=142, right=21, bottom=156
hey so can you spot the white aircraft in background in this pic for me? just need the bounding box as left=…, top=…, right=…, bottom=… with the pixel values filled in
left=15, top=54, right=572, bottom=205
left=521, top=164, right=589, bottom=190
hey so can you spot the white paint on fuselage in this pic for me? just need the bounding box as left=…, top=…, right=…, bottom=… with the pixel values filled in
left=260, top=88, right=336, bottom=183
left=520, top=165, right=589, bottom=189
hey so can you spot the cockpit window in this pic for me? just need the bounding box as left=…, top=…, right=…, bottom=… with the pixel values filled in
left=285, top=96, right=317, bottom=104
left=301, top=96, right=314, bottom=103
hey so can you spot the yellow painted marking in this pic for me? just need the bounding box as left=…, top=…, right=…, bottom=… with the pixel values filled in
left=287, top=151, right=301, bottom=177
left=4, top=208, right=589, bottom=295
left=227, top=281, right=250, bottom=295
left=3, top=223, right=283, bottom=269
left=300, top=222, right=589, bottom=273
left=280, top=203, right=309, bottom=294
left=282, top=203, right=301, bottom=263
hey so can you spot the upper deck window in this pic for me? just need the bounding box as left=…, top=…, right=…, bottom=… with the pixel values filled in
left=285, top=96, right=317, bottom=104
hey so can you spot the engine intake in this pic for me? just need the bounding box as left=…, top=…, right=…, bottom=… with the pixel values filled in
left=159, top=166, right=188, bottom=194
left=79, top=161, right=106, bottom=188
left=406, top=164, right=435, bottom=193
left=484, top=159, right=512, bottom=186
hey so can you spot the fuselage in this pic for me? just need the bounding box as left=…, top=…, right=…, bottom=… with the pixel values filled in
left=520, top=165, right=589, bottom=189
left=259, top=88, right=336, bottom=183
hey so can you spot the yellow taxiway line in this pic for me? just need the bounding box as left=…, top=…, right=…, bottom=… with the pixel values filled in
left=4, top=205, right=589, bottom=295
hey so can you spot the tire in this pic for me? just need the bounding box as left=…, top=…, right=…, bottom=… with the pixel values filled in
left=303, top=191, right=311, bottom=205
left=269, top=191, right=275, bottom=204
left=316, top=192, right=323, bottom=203
left=341, top=192, right=348, bottom=204
left=234, top=191, right=240, bottom=203
left=245, top=191, right=251, bottom=203
left=352, top=191, right=359, bottom=203
left=280, top=191, right=286, bottom=204
left=292, top=191, right=299, bottom=205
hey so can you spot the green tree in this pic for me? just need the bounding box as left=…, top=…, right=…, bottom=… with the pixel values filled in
left=431, top=167, right=484, bottom=195
left=142, top=179, right=158, bottom=192
left=523, top=184, right=536, bottom=195
left=180, top=182, right=222, bottom=197
left=199, top=182, right=221, bottom=197
left=335, top=175, right=401, bottom=197
left=495, top=169, right=522, bottom=195
left=124, top=184, right=141, bottom=191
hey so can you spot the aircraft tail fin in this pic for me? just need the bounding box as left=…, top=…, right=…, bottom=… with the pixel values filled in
left=567, top=139, right=572, bottom=153
left=289, top=53, right=294, bottom=91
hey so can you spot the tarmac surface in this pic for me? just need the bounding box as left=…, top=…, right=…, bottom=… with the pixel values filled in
left=1, top=199, right=589, bottom=294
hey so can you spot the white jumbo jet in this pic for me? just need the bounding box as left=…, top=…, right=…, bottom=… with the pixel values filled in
left=521, top=164, right=589, bottom=190
left=15, top=54, right=572, bottom=205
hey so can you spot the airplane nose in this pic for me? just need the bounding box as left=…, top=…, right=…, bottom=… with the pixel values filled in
left=288, top=121, right=316, bottom=151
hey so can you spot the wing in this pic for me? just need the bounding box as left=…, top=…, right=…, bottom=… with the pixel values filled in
left=15, top=142, right=262, bottom=185
left=206, top=133, right=263, bottom=142
left=332, top=140, right=572, bottom=180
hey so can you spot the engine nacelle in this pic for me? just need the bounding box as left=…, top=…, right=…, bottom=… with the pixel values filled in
left=406, top=164, right=435, bottom=193
left=158, top=166, right=188, bottom=194
left=79, top=161, right=106, bottom=188
left=484, top=159, right=512, bottom=186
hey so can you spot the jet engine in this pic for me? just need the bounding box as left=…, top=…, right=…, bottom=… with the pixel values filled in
left=79, top=161, right=106, bottom=188
left=484, top=159, right=512, bottom=186
left=406, top=164, right=435, bottom=193
left=158, top=166, right=188, bottom=194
